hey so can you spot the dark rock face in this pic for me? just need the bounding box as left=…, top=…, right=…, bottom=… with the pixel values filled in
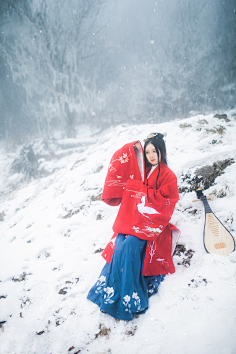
left=173, top=244, right=194, bottom=267
left=59, top=288, right=68, bottom=295
left=12, top=272, right=27, bottom=282
left=94, top=248, right=104, bottom=254
left=95, top=324, right=111, bottom=338
left=179, top=158, right=234, bottom=193
left=91, top=193, right=102, bottom=201
left=214, top=114, right=230, bottom=122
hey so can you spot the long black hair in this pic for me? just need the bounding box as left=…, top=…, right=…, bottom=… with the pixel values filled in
left=144, top=133, right=167, bottom=188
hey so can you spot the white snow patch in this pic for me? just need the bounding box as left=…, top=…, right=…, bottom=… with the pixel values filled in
left=0, top=111, right=236, bottom=353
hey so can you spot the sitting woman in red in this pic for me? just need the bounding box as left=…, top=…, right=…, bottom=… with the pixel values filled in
left=87, top=133, right=180, bottom=320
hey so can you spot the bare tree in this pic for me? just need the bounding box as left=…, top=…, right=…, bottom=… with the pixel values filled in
left=1, top=0, right=108, bottom=141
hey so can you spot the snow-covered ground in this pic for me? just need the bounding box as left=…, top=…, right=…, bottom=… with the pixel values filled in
left=0, top=112, right=236, bottom=354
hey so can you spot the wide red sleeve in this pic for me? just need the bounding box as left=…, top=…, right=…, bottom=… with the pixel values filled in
left=146, top=170, right=179, bottom=233
left=101, top=141, right=143, bottom=206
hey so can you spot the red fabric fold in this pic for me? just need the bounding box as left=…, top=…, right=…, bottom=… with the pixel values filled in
left=102, top=141, right=144, bottom=205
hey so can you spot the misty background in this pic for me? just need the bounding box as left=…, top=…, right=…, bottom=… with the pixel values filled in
left=0, top=0, right=235, bottom=144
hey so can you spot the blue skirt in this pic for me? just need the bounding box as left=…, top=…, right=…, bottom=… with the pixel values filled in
left=87, top=234, right=165, bottom=321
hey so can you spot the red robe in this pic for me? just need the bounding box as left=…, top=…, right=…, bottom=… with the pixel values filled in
left=101, top=141, right=180, bottom=276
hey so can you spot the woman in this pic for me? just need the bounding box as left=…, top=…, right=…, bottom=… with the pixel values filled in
left=87, top=133, right=180, bottom=320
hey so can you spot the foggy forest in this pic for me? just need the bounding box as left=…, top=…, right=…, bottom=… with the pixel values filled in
left=0, top=0, right=236, bottom=142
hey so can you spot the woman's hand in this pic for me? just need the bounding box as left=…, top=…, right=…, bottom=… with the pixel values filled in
left=133, top=142, right=142, bottom=150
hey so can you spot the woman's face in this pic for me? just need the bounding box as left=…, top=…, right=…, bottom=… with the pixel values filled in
left=145, top=143, right=161, bottom=166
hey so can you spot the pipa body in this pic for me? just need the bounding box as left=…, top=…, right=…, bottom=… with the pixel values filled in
left=196, top=190, right=235, bottom=256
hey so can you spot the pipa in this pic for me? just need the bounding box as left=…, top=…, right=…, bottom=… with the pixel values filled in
left=195, top=189, right=235, bottom=256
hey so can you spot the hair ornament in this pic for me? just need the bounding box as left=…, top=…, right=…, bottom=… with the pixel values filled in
left=144, top=132, right=166, bottom=142
left=147, top=133, right=158, bottom=139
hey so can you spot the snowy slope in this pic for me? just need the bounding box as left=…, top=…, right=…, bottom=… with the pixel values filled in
left=0, top=112, right=236, bottom=354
